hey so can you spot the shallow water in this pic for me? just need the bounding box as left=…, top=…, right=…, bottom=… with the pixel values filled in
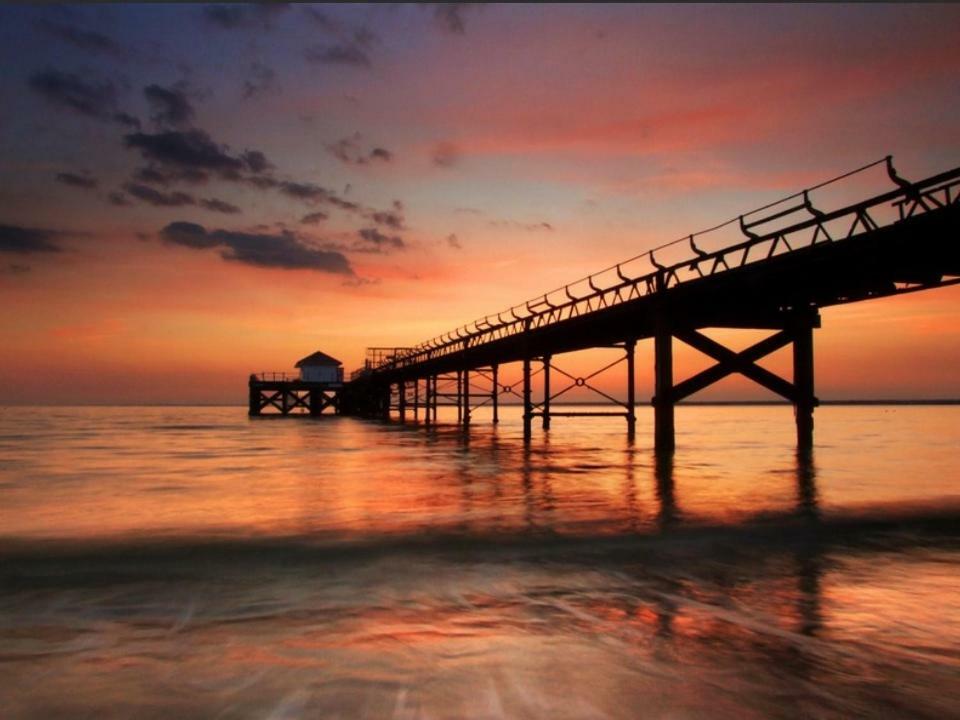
left=1, top=405, right=959, bottom=718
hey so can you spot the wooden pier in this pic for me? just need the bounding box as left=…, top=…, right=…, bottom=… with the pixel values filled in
left=248, top=373, right=342, bottom=416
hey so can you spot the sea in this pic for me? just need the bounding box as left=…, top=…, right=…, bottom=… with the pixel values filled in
left=1, top=404, right=958, bottom=719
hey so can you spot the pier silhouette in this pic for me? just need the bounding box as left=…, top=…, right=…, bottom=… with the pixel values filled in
left=275, top=156, right=960, bottom=451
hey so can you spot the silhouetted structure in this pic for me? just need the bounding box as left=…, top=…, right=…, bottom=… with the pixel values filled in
left=249, top=350, right=343, bottom=416
left=339, top=157, right=960, bottom=450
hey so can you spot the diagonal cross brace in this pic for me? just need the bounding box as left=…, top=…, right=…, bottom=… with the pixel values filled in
left=671, top=328, right=800, bottom=402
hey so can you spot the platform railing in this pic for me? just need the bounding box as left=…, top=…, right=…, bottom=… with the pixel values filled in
left=360, top=156, right=960, bottom=376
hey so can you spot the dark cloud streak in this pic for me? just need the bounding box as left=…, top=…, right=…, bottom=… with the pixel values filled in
left=160, top=221, right=353, bottom=274
left=56, top=172, right=98, bottom=189
left=0, top=224, right=67, bottom=254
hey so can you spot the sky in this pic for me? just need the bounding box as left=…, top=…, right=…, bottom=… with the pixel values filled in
left=1, top=3, right=959, bottom=404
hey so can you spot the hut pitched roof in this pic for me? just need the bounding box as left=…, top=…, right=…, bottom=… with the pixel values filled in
left=295, top=350, right=342, bottom=368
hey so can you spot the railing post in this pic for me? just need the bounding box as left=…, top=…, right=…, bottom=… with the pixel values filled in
left=492, top=363, right=500, bottom=424
left=523, top=357, right=532, bottom=439
left=626, top=339, right=636, bottom=436
left=653, top=321, right=675, bottom=453
left=542, top=355, right=551, bottom=430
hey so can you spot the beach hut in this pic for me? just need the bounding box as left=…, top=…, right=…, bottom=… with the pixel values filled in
left=295, top=350, right=344, bottom=383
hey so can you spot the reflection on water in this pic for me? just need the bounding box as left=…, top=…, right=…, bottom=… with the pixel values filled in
left=1, top=405, right=959, bottom=718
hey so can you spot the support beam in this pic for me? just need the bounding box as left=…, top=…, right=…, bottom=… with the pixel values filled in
left=793, top=317, right=816, bottom=450
left=492, top=364, right=499, bottom=424
left=626, top=339, right=636, bottom=436
left=455, top=371, right=462, bottom=424
left=248, top=378, right=260, bottom=416
left=432, top=375, right=438, bottom=423
left=413, top=378, right=419, bottom=419
left=398, top=381, right=406, bottom=421
left=523, top=357, right=532, bottom=439
left=463, top=368, right=471, bottom=426
left=654, top=323, right=675, bottom=453
left=542, top=355, right=552, bottom=430
left=673, top=329, right=796, bottom=402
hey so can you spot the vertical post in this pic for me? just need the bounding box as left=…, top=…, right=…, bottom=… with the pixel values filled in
left=398, top=380, right=406, bottom=422
left=248, top=376, right=261, bottom=416
left=413, top=378, right=419, bottom=420
left=281, top=388, right=291, bottom=416
left=793, top=317, right=816, bottom=451
left=626, top=339, right=636, bottom=436
left=432, top=375, right=438, bottom=423
left=492, top=364, right=499, bottom=424
left=653, top=323, right=675, bottom=453
left=463, top=368, right=471, bottom=426
left=523, top=357, right=532, bottom=439
left=542, top=355, right=551, bottom=430
left=422, top=377, right=429, bottom=425
left=309, top=388, right=322, bottom=416
left=456, top=370, right=463, bottom=424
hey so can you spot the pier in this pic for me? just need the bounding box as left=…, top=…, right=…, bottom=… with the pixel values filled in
left=270, top=157, right=960, bottom=451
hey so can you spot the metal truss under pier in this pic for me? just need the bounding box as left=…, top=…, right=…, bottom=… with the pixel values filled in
left=248, top=374, right=342, bottom=416
left=340, top=157, right=960, bottom=452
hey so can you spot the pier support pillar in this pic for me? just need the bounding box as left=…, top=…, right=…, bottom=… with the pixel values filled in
left=248, top=376, right=261, bottom=416
left=413, top=378, right=419, bottom=420
left=398, top=381, right=406, bottom=421
left=542, top=355, right=552, bottom=430
left=456, top=370, right=463, bottom=424
left=653, top=323, right=675, bottom=454
left=492, top=364, right=500, bottom=424
left=523, top=357, right=533, bottom=439
left=793, top=317, right=816, bottom=451
left=432, top=375, right=439, bottom=423
left=463, top=368, right=471, bottom=426
left=626, top=339, right=637, bottom=437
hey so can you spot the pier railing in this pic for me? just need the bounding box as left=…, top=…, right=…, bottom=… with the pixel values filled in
left=357, top=156, right=960, bottom=376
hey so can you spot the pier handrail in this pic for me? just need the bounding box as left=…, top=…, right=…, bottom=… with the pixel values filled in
left=358, top=156, right=960, bottom=375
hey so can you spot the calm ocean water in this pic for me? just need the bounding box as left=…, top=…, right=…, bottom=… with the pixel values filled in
left=1, top=404, right=958, bottom=719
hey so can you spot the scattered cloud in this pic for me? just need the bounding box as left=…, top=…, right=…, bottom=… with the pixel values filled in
left=28, top=68, right=139, bottom=128
left=305, top=43, right=371, bottom=68
left=326, top=133, right=394, bottom=165
left=160, top=221, right=353, bottom=274
left=300, top=211, right=329, bottom=225
left=200, top=198, right=242, bottom=214
left=107, top=191, right=131, bottom=206
left=144, top=83, right=195, bottom=129
left=447, top=233, right=462, bottom=249
left=0, top=224, right=68, bottom=254
left=367, top=200, right=405, bottom=230
left=489, top=219, right=554, bottom=232
left=124, top=129, right=248, bottom=178
left=242, top=61, right=276, bottom=99
left=432, top=141, right=461, bottom=168
left=123, top=182, right=196, bottom=207
left=357, top=227, right=404, bottom=251
left=37, top=19, right=125, bottom=57
left=55, top=172, right=98, bottom=189
left=431, top=3, right=483, bottom=35
left=305, top=24, right=377, bottom=68
left=241, top=150, right=272, bottom=174
left=202, top=4, right=290, bottom=31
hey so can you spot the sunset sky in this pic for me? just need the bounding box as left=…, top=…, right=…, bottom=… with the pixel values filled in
left=2, top=3, right=959, bottom=404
